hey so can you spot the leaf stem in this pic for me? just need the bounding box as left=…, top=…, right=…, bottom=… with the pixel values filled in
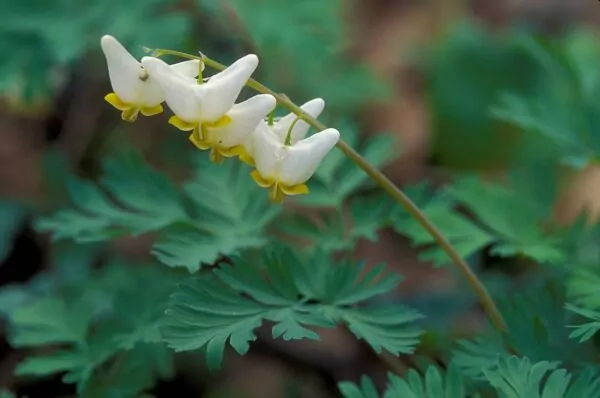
left=150, top=49, right=508, bottom=334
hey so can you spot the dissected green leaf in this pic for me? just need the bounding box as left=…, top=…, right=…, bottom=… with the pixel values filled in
left=446, top=176, right=563, bottom=264
left=152, top=155, right=280, bottom=272
left=36, top=150, right=187, bottom=241
left=565, top=367, right=600, bottom=398
left=386, top=363, right=475, bottom=398
left=565, top=304, right=600, bottom=343
left=490, top=29, right=600, bottom=167
left=278, top=193, right=393, bottom=252
left=391, top=182, right=492, bottom=267
left=8, top=298, right=94, bottom=347
left=9, top=297, right=113, bottom=391
left=162, top=247, right=423, bottom=369
left=339, top=363, right=476, bottom=398
left=567, top=267, right=600, bottom=310
left=5, top=260, right=179, bottom=394
left=339, top=375, right=380, bottom=398
left=482, top=356, right=569, bottom=398
left=37, top=150, right=279, bottom=272
left=453, top=336, right=508, bottom=381
left=80, top=343, right=174, bottom=398
left=454, top=284, right=593, bottom=381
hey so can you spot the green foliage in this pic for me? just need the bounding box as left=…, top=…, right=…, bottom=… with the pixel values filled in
left=484, top=357, right=567, bottom=398
left=339, top=363, right=476, bottom=398
left=389, top=182, right=492, bottom=267
left=566, top=265, right=600, bottom=343
left=565, top=304, right=600, bottom=343
left=3, top=251, right=180, bottom=395
left=454, top=283, right=594, bottom=381
left=445, top=177, right=563, bottom=263
left=567, top=266, right=600, bottom=309
left=6, top=2, right=600, bottom=397
left=480, top=356, right=600, bottom=398
left=491, top=29, right=600, bottom=168
left=153, top=155, right=280, bottom=271
left=0, top=390, right=15, bottom=398
left=224, top=0, right=388, bottom=110
left=36, top=150, right=279, bottom=272
left=36, top=150, right=188, bottom=240
left=162, top=248, right=423, bottom=369
left=0, top=0, right=193, bottom=103
left=341, top=357, right=600, bottom=398
left=339, top=375, right=381, bottom=398
left=387, top=172, right=564, bottom=267
left=278, top=193, right=393, bottom=252
left=425, top=20, right=542, bottom=169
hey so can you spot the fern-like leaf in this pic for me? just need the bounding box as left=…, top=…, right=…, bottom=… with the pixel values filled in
left=482, top=356, right=570, bottom=398
left=36, top=150, right=279, bottom=272
left=565, top=304, right=600, bottom=343
left=162, top=247, right=423, bottom=369
left=339, top=363, right=477, bottom=398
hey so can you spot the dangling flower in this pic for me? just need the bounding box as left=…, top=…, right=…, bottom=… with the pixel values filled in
left=141, top=55, right=276, bottom=163
left=238, top=98, right=326, bottom=166
left=250, top=123, right=340, bottom=203
left=100, top=35, right=201, bottom=122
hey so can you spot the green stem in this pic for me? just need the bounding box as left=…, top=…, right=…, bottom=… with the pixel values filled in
left=150, top=48, right=508, bottom=334
left=284, top=116, right=302, bottom=146
left=197, top=60, right=204, bottom=84
left=268, top=111, right=275, bottom=126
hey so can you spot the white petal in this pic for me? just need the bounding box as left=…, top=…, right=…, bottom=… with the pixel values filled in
left=200, top=54, right=259, bottom=121
left=272, top=98, right=326, bottom=144
left=101, top=35, right=144, bottom=103
left=142, top=56, right=203, bottom=122
left=253, top=123, right=285, bottom=181
left=279, top=128, right=340, bottom=185
left=209, top=94, right=276, bottom=147
left=139, top=79, right=166, bottom=107
left=170, top=59, right=203, bottom=79
left=241, top=120, right=269, bottom=159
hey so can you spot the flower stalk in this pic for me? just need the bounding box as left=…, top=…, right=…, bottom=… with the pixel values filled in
left=149, top=48, right=508, bottom=334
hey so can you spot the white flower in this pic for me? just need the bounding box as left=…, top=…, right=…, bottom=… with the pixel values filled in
left=100, top=35, right=201, bottom=122
left=141, top=55, right=276, bottom=163
left=238, top=98, right=326, bottom=166
left=250, top=124, right=340, bottom=203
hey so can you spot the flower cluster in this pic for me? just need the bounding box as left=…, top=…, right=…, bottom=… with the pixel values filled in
left=100, top=35, right=340, bottom=203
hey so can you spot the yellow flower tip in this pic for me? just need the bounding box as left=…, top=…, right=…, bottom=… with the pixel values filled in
left=169, top=115, right=197, bottom=131
left=268, top=185, right=285, bottom=204
left=209, top=148, right=225, bottom=164
left=205, top=143, right=237, bottom=164
left=219, top=146, right=242, bottom=158
left=250, top=170, right=309, bottom=204
left=239, top=153, right=255, bottom=167
left=140, top=104, right=164, bottom=117
left=280, top=183, right=309, bottom=196
left=121, top=108, right=139, bottom=122
left=250, top=170, right=275, bottom=188
left=189, top=131, right=211, bottom=150
left=104, top=93, right=131, bottom=111
left=231, top=146, right=255, bottom=166
left=205, top=114, right=233, bottom=129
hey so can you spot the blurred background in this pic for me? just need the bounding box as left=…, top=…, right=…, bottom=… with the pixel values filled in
left=1, top=0, right=600, bottom=396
